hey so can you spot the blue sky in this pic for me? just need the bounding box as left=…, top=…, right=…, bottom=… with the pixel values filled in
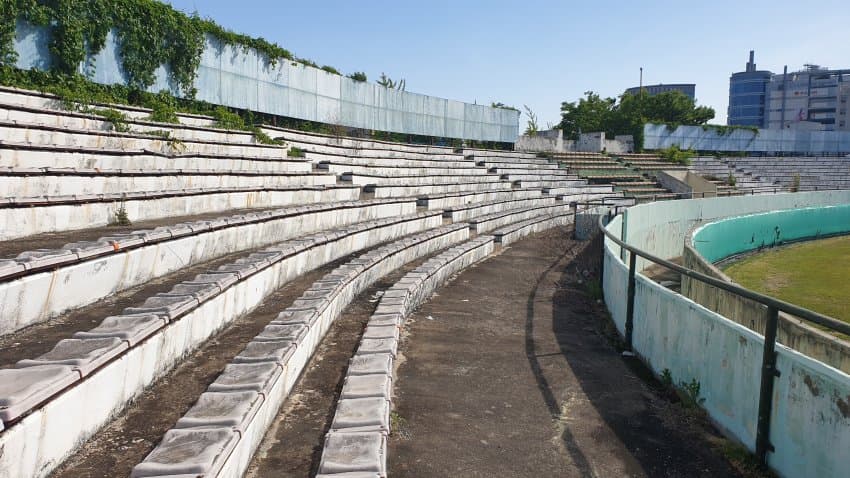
left=165, top=0, right=849, bottom=129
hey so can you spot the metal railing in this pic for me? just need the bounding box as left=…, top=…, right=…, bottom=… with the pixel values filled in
left=596, top=209, right=850, bottom=467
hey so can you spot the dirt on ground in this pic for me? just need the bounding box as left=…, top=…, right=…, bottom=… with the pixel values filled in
left=389, top=228, right=744, bottom=477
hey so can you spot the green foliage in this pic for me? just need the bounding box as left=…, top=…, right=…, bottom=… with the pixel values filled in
left=113, top=202, right=131, bottom=226
left=211, top=106, right=245, bottom=130
left=146, top=91, right=179, bottom=123
left=701, top=124, right=760, bottom=136
left=679, top=378, right=705, bottom=409
left=523, top=104, right=538, bottom=136
left=320, top=65, right=340, bottom=75
left=347, top=71, right=367, bottom=82
left=727, top=172, right=737, bottom=187
left=791, top=173, right=800, bottom=192
left=584, top=279, right=603, bottom=301
left=558, top=90, right=716, bottom=150
left=660, top=368, right=673, bottom=387
left=287, top=146, right=305, bottom=158
left=0, top=0, right=342, bottom=96
left=659, top=145, right=695, bottom=165
left=377, top=72, right=405, bottom=91
left=93, top=107, right=130, bottom=132
left=491, top=102, right=518, bottom=111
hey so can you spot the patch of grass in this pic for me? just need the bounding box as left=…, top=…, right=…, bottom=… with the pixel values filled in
left=287, top=146, right=305, bottom=158
left=584, top=279, right=603, bottom=301
left=722, top=235, right=850, bottom=323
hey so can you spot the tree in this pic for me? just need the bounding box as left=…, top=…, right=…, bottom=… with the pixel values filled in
left=347, top=71, right=367, bottom=82
left=377, top=73, right=405, bottom=91
left=557, top=91, right=616, bottom=140
left=557, top=89, right=715, bottom=149
left=523, top=104, right=538, bottom=136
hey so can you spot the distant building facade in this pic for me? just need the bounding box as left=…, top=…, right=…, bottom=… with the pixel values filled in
left=728, top=51, right=850, bottom=131
left=728, top=51, right=771, bottom=127
left=624, top=83, right=695, bottom=99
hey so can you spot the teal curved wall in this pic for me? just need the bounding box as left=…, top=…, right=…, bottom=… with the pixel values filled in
left=692, top=204, right=850, bottom=263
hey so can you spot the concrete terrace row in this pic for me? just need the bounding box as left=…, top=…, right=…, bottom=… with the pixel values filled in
left=0, top=86, right=619, bottom=478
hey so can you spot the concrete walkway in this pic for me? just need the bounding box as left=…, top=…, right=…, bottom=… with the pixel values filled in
left=389, top=229, right=742, bottom=477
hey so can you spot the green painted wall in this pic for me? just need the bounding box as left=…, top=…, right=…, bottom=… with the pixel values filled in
left=692, top=204, right=850, bottom=263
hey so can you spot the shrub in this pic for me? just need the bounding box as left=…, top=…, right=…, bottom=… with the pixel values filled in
left=347, top=71, right=367, bottom=82
left=94, top=108, right=129, bottom=133
left=659, top=145, right=695, bottom=166
left=287, top=146, right=305, bottom=158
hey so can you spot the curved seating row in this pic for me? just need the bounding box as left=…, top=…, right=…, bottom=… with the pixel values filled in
left=367, top=181, right=514, bottom=198
left=0, top=185, right=360, bottom=240
left=0, top=167, right=335, bottom=197
left=417, top=188, right=543, bottom=210
left=0, top=198, right=416, bottom=336
left=469, top=203, right=571, bottom=233
left=0, top=142, right=310, bottom=173
left=130, top=223, right=471, bottom=478
left=0, top=121, right=284, bottom=159
left=0, top=211, right=445, bottom=478
left=317, top=235, right=495, bottom=476
left=443, top=196, right=556, bottom=222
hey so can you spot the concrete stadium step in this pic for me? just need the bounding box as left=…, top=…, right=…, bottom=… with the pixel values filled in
left=0, top=185, right=360, bottom=241
left=416, top=188, right=544, bottom=210
left=305, top=151, right=474, bottom=169
left=320, top=162, right=484, bottom=177
left=0, top=86, right=218, bottom=128
left=0, top=198, right=415, bottom=336
left=129, top=223, right=471, bottom=478
left=442, top=196, right=557, bottom=222
left=544, top=185, right=613, bottom=196
left=0, top=102, right=263, bottom=145
left=0, top=142, right=311, bottom=173
left=366, top=181, right=515, bottom=198
left=513, top=179, right=586, bottom=189
left=0, top=120, right=285, bottom=159
left=341, top=172, right=503, bottom=186
left=265, top=127, right=461, bottom=161
left=0, top=211, right=446, bottom=478
left=314, top=235, right=496, bottom=477
left=463, top=150, right=539, bottom=160
left=0, top=167, right=336, bottom=198
left=501, top=172, right=577, bottom=182
left=469, top=203, right=571, bottom=233
left=471, top=156, right=552, bottom=167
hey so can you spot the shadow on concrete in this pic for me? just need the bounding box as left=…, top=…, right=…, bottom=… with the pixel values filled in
left=524, top=233, right=742, bottom=478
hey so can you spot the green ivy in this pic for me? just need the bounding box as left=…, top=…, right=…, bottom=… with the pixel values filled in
left=0, top=0, right=343, bottom=100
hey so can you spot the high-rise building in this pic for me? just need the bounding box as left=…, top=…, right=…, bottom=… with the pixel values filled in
left=727, top=51, right=771, bottom=127
left=624, top=83, right=695, bottom=99
left=728, top=51, right=850, bottom=131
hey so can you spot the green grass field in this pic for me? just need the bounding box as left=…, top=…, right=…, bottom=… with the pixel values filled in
left=722, top=235, right=850, bottom=323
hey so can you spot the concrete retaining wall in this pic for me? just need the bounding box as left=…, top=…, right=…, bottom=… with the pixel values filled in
left=602, top=192, right=850, bottom=478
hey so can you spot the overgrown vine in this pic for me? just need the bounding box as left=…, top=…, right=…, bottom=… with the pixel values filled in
left=0, top=0, right=343, bottom=101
